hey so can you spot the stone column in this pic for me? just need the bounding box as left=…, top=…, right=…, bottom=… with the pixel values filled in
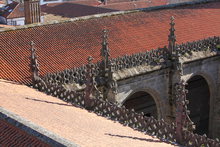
left=213, top=64, right=220, bottom=139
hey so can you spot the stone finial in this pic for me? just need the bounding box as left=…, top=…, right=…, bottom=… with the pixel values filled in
left=168, top=16, right=176, bottom=54
left=30, top=41, right=35, bottom=49
left=107, top=60, right=117, bottom=94
left=101, top=29, right=110, bottom=58
left=30, top=41, right=39, bottom=81
left=100, top=29, right=110, bottom=76
left=87, top=56, right=93, bottom=64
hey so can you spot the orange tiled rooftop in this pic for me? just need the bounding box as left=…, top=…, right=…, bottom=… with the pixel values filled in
left=1, top=1, right=220, bottom=84
left=100, top=0, right=168, bottom=10
left=0, top=80, right=178, bottom=147
left=0, top=119, right=50, bottom=146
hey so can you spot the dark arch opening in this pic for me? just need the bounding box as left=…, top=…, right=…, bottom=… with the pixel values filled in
left=123, top=91, right=157, bottom=119
left=186, top=75, right=210, bottom=136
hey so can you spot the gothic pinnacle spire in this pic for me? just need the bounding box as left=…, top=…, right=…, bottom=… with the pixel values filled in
left=101, top=29, right=110, bottom=58
left=168, top=16, right=176, bottom=54
left=101, top=29, right=110, bottom=73
left=30, top=41, right=39, bottom=81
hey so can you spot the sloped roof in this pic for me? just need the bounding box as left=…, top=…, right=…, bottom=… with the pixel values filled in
left=69, top=0, right=145, bottom=6
left=100, top=0, right=168, bottom=10
left=2, top=2, right=24, bottom=19
left=0, top=79, right=177, bottom=147
left=69, top=0, right=102, bottom=6
left=41, top=2, right=116, bottom=18
left=1, top=1, right=18, bottom=18
left=0, top=119, right=50, bottom=146
left=7, top=2, right=24, bottom=19
left=104, top=0, right=150, bottom=4
left=1, top=1, right=220, bottom=84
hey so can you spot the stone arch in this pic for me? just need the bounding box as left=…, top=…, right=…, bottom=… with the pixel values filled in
left=184, top=72, right=216, bottom=137
left=121, top=88, right=163, bottom=119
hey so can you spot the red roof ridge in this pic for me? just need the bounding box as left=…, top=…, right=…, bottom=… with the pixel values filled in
left=1, top=1, right=220, bottom=84
left=0, top=0, right=216, bottom=33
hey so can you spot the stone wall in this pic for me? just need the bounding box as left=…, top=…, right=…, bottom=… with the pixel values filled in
left=182, top=56, right=219, bottom=138
left=33, top=36, right=220, bottom=139
left=115, top=68, right=169, bottom=120
left=115, top=54, right=220, bottom=138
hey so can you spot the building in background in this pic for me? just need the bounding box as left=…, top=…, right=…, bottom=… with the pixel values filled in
left=0, top=0, right=6, bottom=7
left=0, top=1, right=43, bottom=25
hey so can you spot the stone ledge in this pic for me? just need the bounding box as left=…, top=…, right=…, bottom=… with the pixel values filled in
left=0, top=107, right=79, bottom=147
left=114, top=65, right=164, bottom=81
left=180, top=51, right=218, bottom=63
left=114, top=52, right=218, bottom=81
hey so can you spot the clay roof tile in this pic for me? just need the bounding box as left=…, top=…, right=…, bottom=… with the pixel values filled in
left=1, top=1, right=220, bottom=84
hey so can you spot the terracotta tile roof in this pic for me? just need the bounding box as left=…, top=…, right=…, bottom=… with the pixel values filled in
left=1, top=1, right=18, bottom=18
left=6, top=2, right=24, bottom=19
left=1, top=2, right=25, bottom=19
left=104, top=0, right=145, bottom=4
left=0, top=79, right=176, bottom=147
left=41, top=2, right=116, bottom=18
left=64, top=0, right=165, bottom=6
left=100, top=0, right=168, bottom=10
left=0, top=119, right=50, bottom=146
left=1, top=1, right=220, bottom=84
left=70, top=0, right=103, bottom=6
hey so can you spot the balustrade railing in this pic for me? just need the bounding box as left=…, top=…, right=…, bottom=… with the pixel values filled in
left=33, top=76, right=220, bottom=146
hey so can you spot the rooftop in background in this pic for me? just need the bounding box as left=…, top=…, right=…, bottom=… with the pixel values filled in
left=0, top=1, right=23, bottom=19
left=0, top=79, right=177, bottom=147
left=1, top=1, right=220, bottom=84
left=0, top=119, right=50, bottom=146
left=65, top=0, right=103, bottom=6
left=41, top=2, right=116, bottom=19
left=1, top=1, right=43, bottom=19
left=41, top=0, right=198, bottom=18
left=0, top=0, right=205, bottom=23
left=99, top=0, right=169, bottom=10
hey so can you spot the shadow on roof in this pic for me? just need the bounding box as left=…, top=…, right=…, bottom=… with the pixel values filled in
left=41, top=3, right=118, bottom=18
left=105, top=133, right=180, bottom=145
left=105, top=133, right=163, bottom=143
left=25, top=97, right=72, bottom=106
left=140, top=1, right=220, bottom=13
left=177, top=1, right=220, bottom=9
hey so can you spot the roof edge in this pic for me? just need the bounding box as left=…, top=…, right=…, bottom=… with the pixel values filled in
left=6, top=2, right=20, bottom=19
left=0, top=106, right=79, bottom=147
left=0, top=0, right=218, bottom=33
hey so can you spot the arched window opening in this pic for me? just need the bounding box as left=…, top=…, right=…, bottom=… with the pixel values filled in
left=123, top=91, right=158, bottom=119
left=186, top=75, right=210, bottom=136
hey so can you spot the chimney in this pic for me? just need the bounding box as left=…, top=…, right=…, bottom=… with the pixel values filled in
left=24, top=0, right=41, bottom=24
